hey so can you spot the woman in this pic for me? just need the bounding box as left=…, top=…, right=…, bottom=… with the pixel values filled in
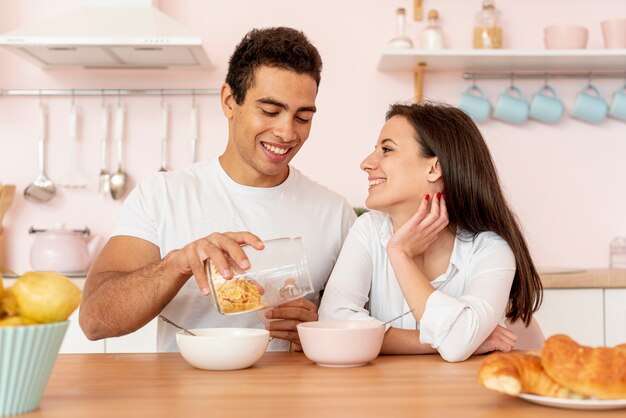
left=319, top=102, right=543, bottom=362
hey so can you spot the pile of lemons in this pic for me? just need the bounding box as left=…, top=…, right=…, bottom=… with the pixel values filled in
left=0, top=271, right=81, bottom=326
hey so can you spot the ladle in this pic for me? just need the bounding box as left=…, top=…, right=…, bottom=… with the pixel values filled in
left=24, top=104, right=56, bottom=203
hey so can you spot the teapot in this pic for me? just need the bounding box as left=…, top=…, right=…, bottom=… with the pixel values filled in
left=29, top=223, right=101, bottom=274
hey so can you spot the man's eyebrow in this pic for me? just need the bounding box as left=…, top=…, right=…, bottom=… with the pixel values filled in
left=257, top=97, right=317, bottom=113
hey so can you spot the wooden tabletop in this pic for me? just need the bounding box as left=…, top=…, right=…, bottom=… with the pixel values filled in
left=25, top=352, right=622, bottom=418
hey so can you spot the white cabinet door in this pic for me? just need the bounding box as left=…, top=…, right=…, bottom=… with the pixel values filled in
left=534, top=289, right=604, bottom=347
left=604, top=288, right=626, bottom=347
left=105, top=318, right=158, bottom=353
left=59, top=309, right=105, bottom=353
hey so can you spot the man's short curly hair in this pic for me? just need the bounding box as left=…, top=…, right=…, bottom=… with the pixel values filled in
left=226, top=27, right=322, bottom=105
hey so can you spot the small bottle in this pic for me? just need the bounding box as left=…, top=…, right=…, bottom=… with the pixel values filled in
left=421, top=9, right=444, bottom=50
left=610, top=237, right=626, bottom=269
left=388, top=7, right=414, bottom=49
left=473, top=0, right=503, bottom=49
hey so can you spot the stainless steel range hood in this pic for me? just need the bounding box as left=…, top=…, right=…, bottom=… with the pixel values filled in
left=0, top=0, right=211, bottom=69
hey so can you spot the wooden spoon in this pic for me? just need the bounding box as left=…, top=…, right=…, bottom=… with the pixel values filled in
left=0, top=184, right=16, bottom=229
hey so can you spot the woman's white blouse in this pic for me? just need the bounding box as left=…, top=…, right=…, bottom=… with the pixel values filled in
left=319, top=211, right=516, bottom=362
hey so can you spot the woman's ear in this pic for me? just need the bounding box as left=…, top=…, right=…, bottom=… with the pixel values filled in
left=221, top=83, right=235, bottom=118
left=426, top=158, right=443, bottom=183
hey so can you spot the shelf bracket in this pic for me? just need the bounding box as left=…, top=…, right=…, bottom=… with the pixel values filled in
left=413, top=0, right=423, bottom=21
left=414, top=63, right=426, bottom=103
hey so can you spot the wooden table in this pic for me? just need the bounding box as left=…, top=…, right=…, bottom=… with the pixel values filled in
left=26, top=353, right=621, bottom=418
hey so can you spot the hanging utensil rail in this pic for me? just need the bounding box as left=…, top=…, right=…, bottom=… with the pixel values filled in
left=463, top=71, right=626, bottom=80
left=0, top=89, right=219, bottom=97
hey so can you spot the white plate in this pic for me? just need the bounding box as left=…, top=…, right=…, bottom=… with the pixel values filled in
left=518, top=394, right=626, bottom=410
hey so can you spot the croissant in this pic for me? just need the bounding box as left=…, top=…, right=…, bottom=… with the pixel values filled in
left=478, top=352, right=583, bottom=399
left=541, top=334, right=626, bottom=400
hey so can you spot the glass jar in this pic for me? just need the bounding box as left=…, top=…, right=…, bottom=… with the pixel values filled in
left=610, top=237, right=626, bottom=269
left=421, top=9, right=445, bottom=50
left=473, top=0, right=503, bottom=49
left=388, top=7, right=414, bottom=49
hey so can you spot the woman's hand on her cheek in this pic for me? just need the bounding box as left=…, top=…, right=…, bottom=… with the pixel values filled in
left=387, top=193, right=449, bottom=258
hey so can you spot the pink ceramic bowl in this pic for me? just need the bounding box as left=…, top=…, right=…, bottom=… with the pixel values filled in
left=297, top=320, right=385, bottom=367
left=544, top=24, right=589, bottom=49
left=601, top=18, right=626, bottom=48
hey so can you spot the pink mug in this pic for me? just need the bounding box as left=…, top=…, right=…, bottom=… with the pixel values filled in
left=601, top=18, right=626, bottom=48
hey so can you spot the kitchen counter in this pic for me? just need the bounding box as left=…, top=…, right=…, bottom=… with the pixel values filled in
left=540, top=269, right=626, bottom=289
left=27, top=352, right=620, bottom=417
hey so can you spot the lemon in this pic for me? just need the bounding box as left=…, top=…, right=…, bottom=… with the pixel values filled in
left=0, top=287, right=19, bottom=317
left=12, top=271, right=81, bottom=323
left=0, top=316, right=38, bottom=327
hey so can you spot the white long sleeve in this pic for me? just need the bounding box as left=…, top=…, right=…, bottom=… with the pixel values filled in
left=319, top=211, right=516, bottom=361
left=419, top=239, right=515, bottom=362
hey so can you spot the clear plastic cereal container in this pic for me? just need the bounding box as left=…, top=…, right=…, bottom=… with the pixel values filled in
left=207, top=237, right=313, bottom=315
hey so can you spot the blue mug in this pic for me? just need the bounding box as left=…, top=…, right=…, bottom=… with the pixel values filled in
left=609, top=84, right=626, bottom=121
left=529, top=85, right=564, bottom=124
left=571, top=84, right=608, bottom=124
left=493, top=86, right=529, bottom=125
left=459, top=85, right=491, bottom=123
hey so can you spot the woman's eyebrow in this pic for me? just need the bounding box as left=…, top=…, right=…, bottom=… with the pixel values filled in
left=381, top=138, right=398, bottom=146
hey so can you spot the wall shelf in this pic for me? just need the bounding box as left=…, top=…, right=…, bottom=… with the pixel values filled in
left=378, top=49, right=626, bottom=101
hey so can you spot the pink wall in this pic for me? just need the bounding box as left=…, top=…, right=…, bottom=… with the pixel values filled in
left=1, top=0, right=626, bottom=274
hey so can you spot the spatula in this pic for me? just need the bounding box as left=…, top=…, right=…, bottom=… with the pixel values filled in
left=24, top=104, right=56, bottom=203
left=190, top=102, right=198, bottom=163
left=59, top=102, right=88, bottom=189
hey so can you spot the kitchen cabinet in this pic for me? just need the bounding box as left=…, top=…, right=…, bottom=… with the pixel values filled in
left=604, top=288, right=626, bottom=347
left=2, top=277, right=158, bottom=353
left=59, top=309, right=105, bottom=354
left=105, top=318, right=157, bottom=353
left=59, top=309, right=158, bottom=354
left=377, top=49, right=626, bottom=101
left=534, top=288, right=605, bottom=347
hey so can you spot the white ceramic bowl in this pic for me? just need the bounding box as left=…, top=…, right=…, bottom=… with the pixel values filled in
left=176, top=328, right=269, bottom=370
left=544, top=24, right=589, bottom=49
left=297, top=320, right=385, bottom=367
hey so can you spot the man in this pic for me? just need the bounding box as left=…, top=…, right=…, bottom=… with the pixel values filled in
left=79, top=27, right=356, bottom=352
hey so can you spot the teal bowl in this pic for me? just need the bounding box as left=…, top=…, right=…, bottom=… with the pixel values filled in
left=0, top=321, right=69, bottom=417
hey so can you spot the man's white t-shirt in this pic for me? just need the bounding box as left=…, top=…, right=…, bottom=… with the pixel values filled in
left=112, top=158, right=356, bottom=352
left=319, top=211, right=516, bottom=362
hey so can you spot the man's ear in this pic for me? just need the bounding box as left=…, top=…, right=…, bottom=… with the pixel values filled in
left=426, top=158, right=443, bottom=182
left=221, top=83, right=235, bottom=118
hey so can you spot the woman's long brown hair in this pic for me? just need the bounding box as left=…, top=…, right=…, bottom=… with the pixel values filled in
left=386, top=102, right=542, bottom=326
